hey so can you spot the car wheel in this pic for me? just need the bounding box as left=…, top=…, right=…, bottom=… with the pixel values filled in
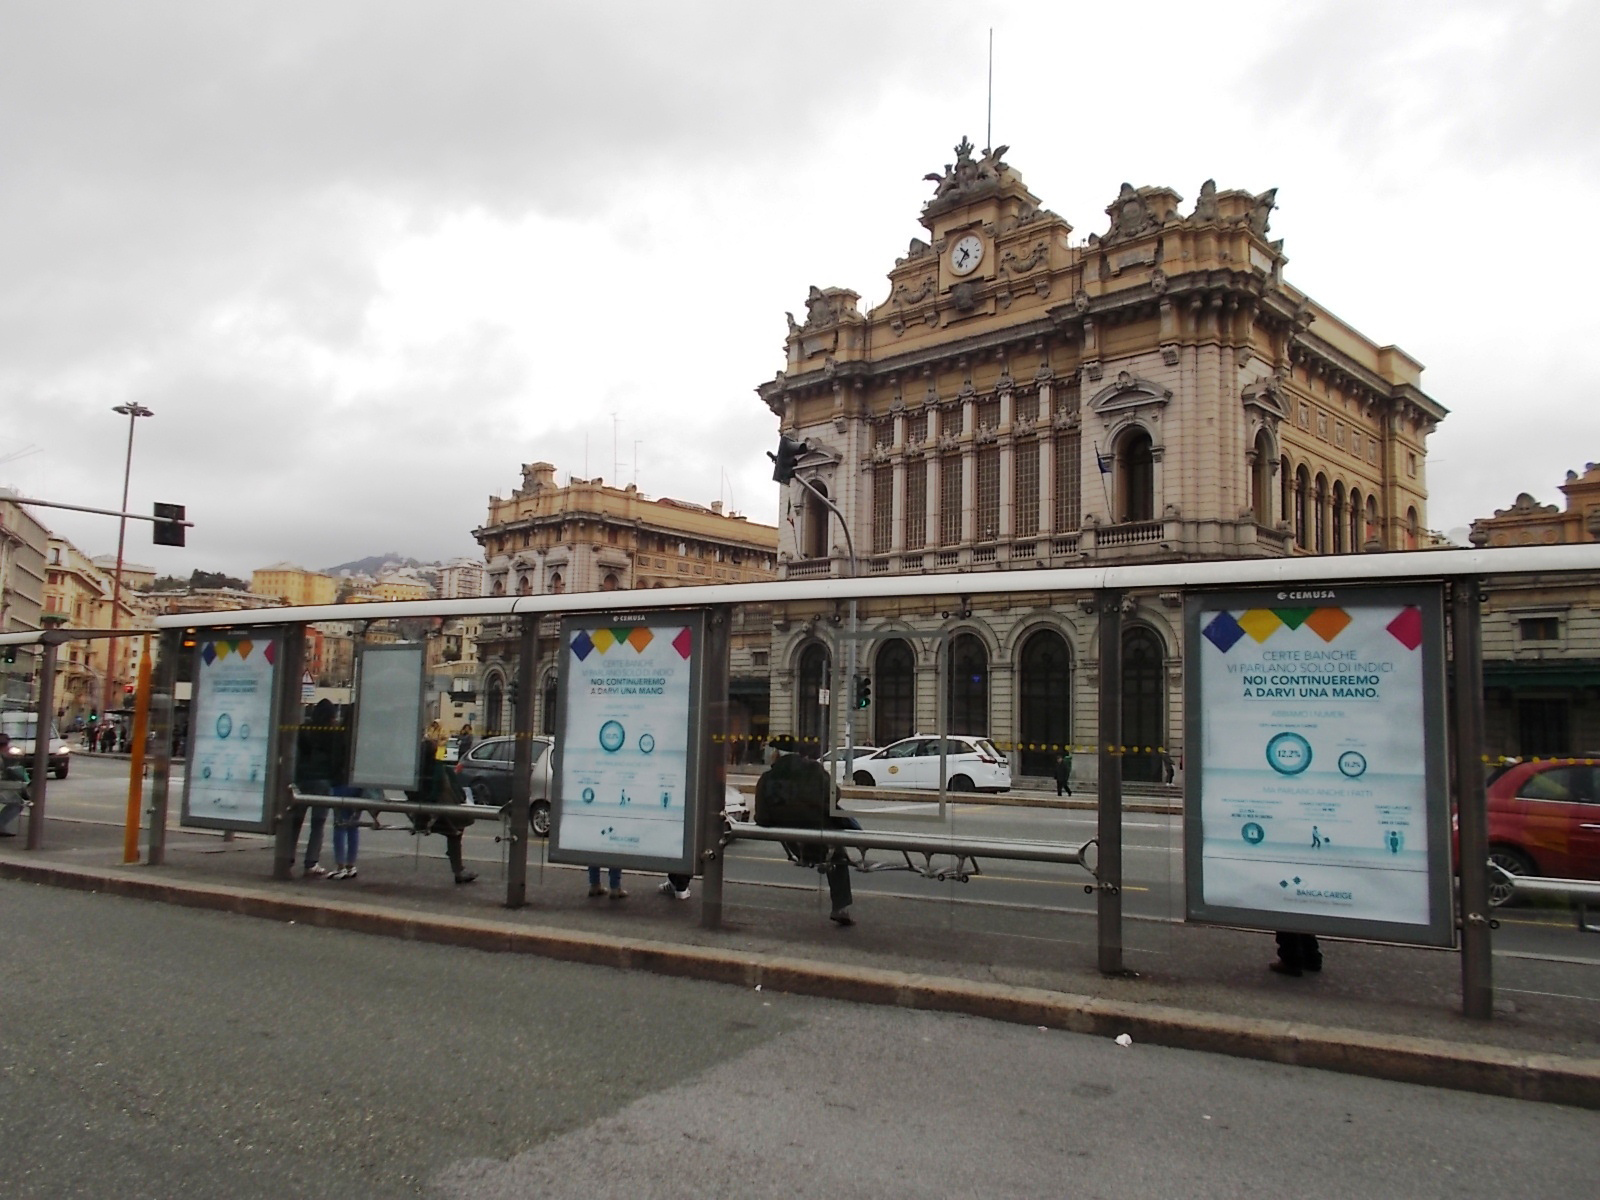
left=948, top=774, right=975, bottom=792
left=54, top=762, right=69, bottom=779
left=852, top=771, right=875, bottom=787
left=1487, top=846, right=1535, bottom=908
left=531, top=800, right=551, bottom=838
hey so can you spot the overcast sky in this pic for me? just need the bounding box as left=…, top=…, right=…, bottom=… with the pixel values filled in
left=3, top=0, right=1594, bottom=578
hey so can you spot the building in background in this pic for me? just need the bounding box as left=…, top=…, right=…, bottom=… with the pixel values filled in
left=437, top=558, right=485, bottom=600
left=91, top=555, right=156, bottom=593
left=471, top=463, right=778, bottom=749
left=250, top=563, right=337, bottom=607
left=1471, top=464, right=1600, bottom=759
left=372, top=573, right=433, bottom=602
left=759, top=141, right=1445, bottom=781
left=1, top=492, right=50, bottom=707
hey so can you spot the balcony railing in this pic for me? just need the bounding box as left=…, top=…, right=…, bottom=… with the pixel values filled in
left=1096, top=520, right=1165, bottom=548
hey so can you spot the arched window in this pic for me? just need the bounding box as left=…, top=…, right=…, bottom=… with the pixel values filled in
left=1348, top=488, right=1363, bottom=551
left=1294, top=465, right=1310, bottom=550
left=1406, top=506, right=1420, bottom=550
left=491, top=578, right=505, bottom=597
left=1366, top=495, right=1380, bottom=548
left=1018, top=629, right=1071, bottom=777
left=1117, top=428, right=1154, bottom=523
left=516, top=576, right=530, bottom=596
left=796, top=641, right=830, bottom=746
left=1332, top=482, right=1347, bottom=554
left=1121, top=627, right=1166, bottom=783
left=946, top=632, right=989, bottom=737
left=1251, top=432, right=1273, bottom=526
left=873, top=638, right=916, bottom=748
left=601, top=572, right=620, bottom=591
left=804, top=480, right=831, bottom=560
left=548, top=572, right=564, bottom=595
left=542, top=674, right=557, bottom=736
left=486, top=677, right=504, bottom=736
left=1314, top=472, right=1329, bottom=554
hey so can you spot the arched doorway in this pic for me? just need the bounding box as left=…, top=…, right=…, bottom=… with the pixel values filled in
left=1018, top=628, right=1071, bottom=777
left=1117, top=428, right=1154, bottom=522
left=946, top=632, right=989, bottom=737
left=873, top=637, right=915, bottom=747
left=1251, top=432, right=1273, bottom=526
left=796, top=641, right=830, bottom=746
left=485, top=676, right=504, bottom=736
left=541, top=673, right=557, bottom=736
left=1121, top=627, right=1166, bottom=783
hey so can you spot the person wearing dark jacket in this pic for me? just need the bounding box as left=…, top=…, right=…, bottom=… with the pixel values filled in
left=754, top=737, right=855, bottom=925
left=290, top=699, right=343, bottom=877
left=407, top=734, right=477, bottom=884
left=1054, top=749, right=1073, bottom=797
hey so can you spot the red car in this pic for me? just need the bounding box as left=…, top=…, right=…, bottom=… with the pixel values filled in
left=1482, top=758, right=1600, bottom=906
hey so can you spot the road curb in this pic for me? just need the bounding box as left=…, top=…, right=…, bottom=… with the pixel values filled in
left=4, top=855, right=1596, bottom=1109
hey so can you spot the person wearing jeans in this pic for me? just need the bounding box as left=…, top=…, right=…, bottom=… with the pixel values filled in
left=330, top=785, right=362, bottom=880
left=588, top=865, right=626, bottom=898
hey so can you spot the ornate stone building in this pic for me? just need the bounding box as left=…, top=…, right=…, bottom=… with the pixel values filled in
left=472, top=463, right=779, bottom=752
left=1471, top=464, right=1600, bottom=758
left=758, top=139, right=1446, bottom=780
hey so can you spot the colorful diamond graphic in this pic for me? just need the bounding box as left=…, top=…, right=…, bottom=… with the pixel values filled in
left=236, top=639, right=253, bottom=659
left=1273, top=607, right=1313, bottom=630
left=1303, top=608, right=1352, bottom=643
left=214, top=641, right=232, bottom=660
left=610, top=628, right=635, bottom=650
left=201, top=642, right=217, bottom=666
left=263, top=641, right=276, bottom=666
left=672, top=627, right=693, bottom=659
left=590, top=628, right=616, bottom=654
left=626, top=627, right=654, bottom=652
left=1202, top=612, right=1246, bottom=653
left=1237, top=609, right=1283, bottom=643
left=570, top=630, right=596, bottom=661
left=1387, top=606, right=1423, bottom=651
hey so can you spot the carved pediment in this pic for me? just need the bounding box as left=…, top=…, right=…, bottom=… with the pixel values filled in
left=1241, top=378, right=1289, bottom=421
left=1087, top=371, right=1172, bottom=415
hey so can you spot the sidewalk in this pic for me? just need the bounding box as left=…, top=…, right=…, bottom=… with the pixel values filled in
left=3, top=815, right=1597, bottom=1108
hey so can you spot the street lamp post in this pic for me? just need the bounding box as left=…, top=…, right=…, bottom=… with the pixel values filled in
left=103, top=402, right=153, bottom=720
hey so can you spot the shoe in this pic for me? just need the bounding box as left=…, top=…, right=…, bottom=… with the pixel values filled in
left=658, top=881, right=691, bottom=900
left=610, top=887, right=629, bottom=899
left=305, top=864, right=329, bottom=878
left=1304, top=958, right=1323, bottom=973
left=454, top=871, right=478, bottom=885
left=588, top=884, right=606, bottom=897
left=1269, top=960, right=1303, bottom=977
left=829, top=909, right=854, bottom=926
left=344, top=867, right=357, bottom=880
left=328, top=867, right=349, bottom=880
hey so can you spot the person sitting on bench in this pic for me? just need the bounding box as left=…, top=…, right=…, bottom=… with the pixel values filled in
left=406, top=732, right=477, bottom=884
left=754, top=737, right=857, bottom=926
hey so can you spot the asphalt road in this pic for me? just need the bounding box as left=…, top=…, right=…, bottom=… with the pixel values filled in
left=44, top=756, right=1600, bottom=971
left=1, top=880, right=1595, bottom=1200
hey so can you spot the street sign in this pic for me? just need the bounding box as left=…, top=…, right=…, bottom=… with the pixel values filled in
left=301, top=672, right=314, bottom=703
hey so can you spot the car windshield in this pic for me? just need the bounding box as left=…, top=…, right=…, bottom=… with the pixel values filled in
left=1, top=714, right=57, bottom=740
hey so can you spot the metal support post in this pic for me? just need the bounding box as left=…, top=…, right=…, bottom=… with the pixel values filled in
left=505, top=614, right=536, bottom=908
left=1097, top=590, right=1125, bottom=975
left=699, top=605, right=731, bottom=930
left=1452, top=578, right=1493, bottom=1019
left=270, top=626, right=307, bottom=881
left=123, top=635, right=152, bottom=863
left=24, top=640, right=58, bottom=850
left=146, top=627, right=180, bottom=865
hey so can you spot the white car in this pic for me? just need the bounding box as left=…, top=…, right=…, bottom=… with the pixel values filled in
left=1, top=712, right=72, bottom=779
left=822, top=746, right=879, bottom=779
left=843, top=735, right=1011, bottom=793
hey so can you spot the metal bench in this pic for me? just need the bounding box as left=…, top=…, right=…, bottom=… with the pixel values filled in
left=723, top=820, right=1097, bottom=885
left=1491, top=862, right=1600, bottom=934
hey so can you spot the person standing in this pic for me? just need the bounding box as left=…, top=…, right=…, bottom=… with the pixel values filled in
left=587, top=865, right=626, bottom=899
left=1271, top=931, right=1322, bottom=977
left=754, top=737, right=855, bottom=926
left=1054, top=748, right=1074, bottom=797
left=0, top=733, right=28, bottom=837
left=407, top=730, right=476, bottom=884
left=329, top=785, right=362, bottom=880
left=456, top=722, right=474, bottom=759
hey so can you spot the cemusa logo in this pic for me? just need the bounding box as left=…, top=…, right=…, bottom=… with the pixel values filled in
left=1276, top=590, right=1338, bottom=601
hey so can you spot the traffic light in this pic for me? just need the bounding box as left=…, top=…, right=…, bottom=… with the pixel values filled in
left=153, top=502, right=186, bottom=547
left=88, top=710, right=99, bottom=724
left=769, top=435, right=808, bottom=484
left=854, top=673, right=871, bottom=709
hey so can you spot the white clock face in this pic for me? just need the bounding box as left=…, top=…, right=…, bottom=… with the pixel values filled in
left=949, top=233, right=984, bottom=276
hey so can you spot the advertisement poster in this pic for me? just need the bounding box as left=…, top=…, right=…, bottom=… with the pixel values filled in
left=181, top=632, right=282, bottom=831
left=549, top=611, right=704, bottom=874
left=1184, top=585, right=1451, bottom=947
